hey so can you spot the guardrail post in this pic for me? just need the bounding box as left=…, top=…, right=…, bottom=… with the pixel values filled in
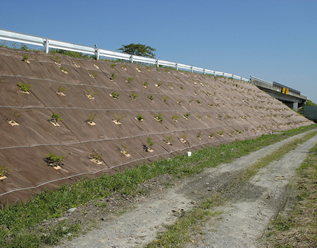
left=191, top=66, right=193, bottom=73
left=175, top=63, right=178, bottom=71
left=95, top=48, right=100, bottom=60
left=156, top=60, right=159, bottom=68
left=203, top=69, right=206, bottom=75
left=130, top=55, right=134, bottom=63
left=44, top=38, right=49, bottom=54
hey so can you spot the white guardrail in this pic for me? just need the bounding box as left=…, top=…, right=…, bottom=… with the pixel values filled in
left=0, top=29, right=249, bottom=82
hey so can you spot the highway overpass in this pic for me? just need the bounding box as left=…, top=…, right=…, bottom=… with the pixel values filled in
left=250, top=76, right=307, bottom=111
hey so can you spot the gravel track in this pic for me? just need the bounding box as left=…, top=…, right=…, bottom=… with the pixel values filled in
left=56, top=131, right=317, bottom=248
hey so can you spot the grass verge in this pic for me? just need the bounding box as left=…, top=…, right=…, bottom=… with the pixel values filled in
left=146, top=129, right=317, bottom=247
left=265, top=139, right=317, bottom=247
left=0, top=125, right=316, bottom=247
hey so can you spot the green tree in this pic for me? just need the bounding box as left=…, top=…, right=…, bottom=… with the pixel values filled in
left=118, top=43, right=156, bottom=58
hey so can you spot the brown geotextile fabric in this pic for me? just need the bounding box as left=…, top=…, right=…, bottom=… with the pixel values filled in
left=0, top=47, right=312, bottom=204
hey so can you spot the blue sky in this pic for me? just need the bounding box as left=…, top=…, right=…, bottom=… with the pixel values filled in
left=1, top=0, right=317, bottom=103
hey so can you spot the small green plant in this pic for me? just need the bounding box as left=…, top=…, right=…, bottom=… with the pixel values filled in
left=164, top=136, right=173, bottom=144
left=89, top=71, right=97, bottom=78
left=131, top=92, right=139, bottom=100
left=180, top=86, right=184, bottom=90
left=175, top=76, right=180, bottom=80
left=88, top=112, right=97, bottom=122
left=136, top=113, right=144, bottom=122
left=45, top=153, right=65, bottom=167
left=51, top=56, right=61, bottom=63
left=168, top=83, right=173, bottom=89
left=8, top=110, right=22, bottom=122
left=57, top=86, right=68, bottom=93
left=177, top=99, right=184, bottom=104
left=218, top=114, right=222, bottom=119
left=110, top=72, right=116, bottom=80
left=60, top=66, right=68, bottom=73
left=197, top=131, right=203, bottom=139
left=147, top=137, right=154, bottom=148
left=122, top=65, right=127, bottom=70
left=111, top=91, right=119, bottom=99
left=17, top=83, right=32, bottom=92
left=209, top=132, right=215, bottom=138
left=155, top=82, right=161, bottom=87
left=189, top=99, right=193, bottom=104
left=180, top=134, right=188, bottom=143
left=114, top=114, right=124, bottom=123
left=143, top=81, right=149, bottom=88
left=86, top=90, right=97, bottom=99
left=226, top=115, right=231, bottom=119
left=110, top=63, right=116, bottom=68
left=120, top=144, right=130, bottom=156
left=22, top=55, right=29, bottom=61
left=206, top=115, right=212, bottom=118
left=148, top=94, right=154, bottom=101
left=89, top=149, right=103, bottom=162
left=127, top=77, right=134, bottom=83
left=162, top=96, right=169, bottom=102
left=172, top=115, right=179, bottom=122
left=196, top=100, right=201, bottom=105
left=183, top=113, right=190, bottom=119
left=218, top=131, right=225, bottom=136
left=51, top=112, right=63, bottom=123
left=0, top=164, right=10, bottom=177
left=155, top=113, right=163, bottom=122
left=197, top=114, right=202, bottom=120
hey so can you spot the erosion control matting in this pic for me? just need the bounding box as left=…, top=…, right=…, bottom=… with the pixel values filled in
left=0, top=47, right=313, bottom=204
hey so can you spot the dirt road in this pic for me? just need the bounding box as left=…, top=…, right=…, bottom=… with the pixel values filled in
left=56, top=131, right=317, bottom=248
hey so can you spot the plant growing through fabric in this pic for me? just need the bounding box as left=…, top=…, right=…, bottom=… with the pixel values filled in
left=155, top=113, right=163, bottom=122
left=86, top=90, right=97, bottom=99
left=209, top=132, right=215, bottom=138
left=111, top=91, right=119, bottom=99
left=197, top=114, right=202, bottom=120
left=0, top=164, right=10, bottom=178
left=155, top=82, right=161, bottom=87
left=110, top=73, right=116, bottom=80
left=60, top=66, right=69, bottom=73
left=168, top=83, right=173, bottom=89
left=197, top=131, right=203, bottom=139
left=131, top=92, right=139, bottom=100
left=218, top=131, right=225, bottom=136
left=177, top=99, right=184, bottom=105
left=22, top=55, right=29, bottom=62
left=148, top=94, right=154, bottom=101
left=180, top=134, right=188, bottom=143
left=57, top=86, right=68, bottom=93
left=120, top=144, right=130, bottom=157
left=88, top=112, right=97, bottom=122
left=164, top=135, right=173, bottom=145
left=127, top=77, right=134, bottom=83
left=147, top=137, right=154, bottom=152
left=143, top=81, right=149, bottom=88
left=51, top=56, right=62, bottom=63
left=7, top=110, right=22, bottom=123
left=110, top=63, right=116, bottom=68
left=162, top=96, right=169, bottom=102
left=45, top=153, right=65, bottom=167
left=89, top=71, right=97, bottom=78
left=196, top=100, right=201, bottom=105
left=114, top=114, right=124, bottom=124
left=189, top=99, right=193, bottom=104
left=172, top=115, right=179, bottom=122
left=17, top=83, right=32, bottom=92
left=51, top=112, right=63, bottom=123
left=136, top=113, right=144, bottom=122
left=89, top=149, right=103, bottom=163
left=183, top=113, right=190, bottom=119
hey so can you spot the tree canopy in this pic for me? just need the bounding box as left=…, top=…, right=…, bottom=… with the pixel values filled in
left=118, top=43, right=156, bottom=58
